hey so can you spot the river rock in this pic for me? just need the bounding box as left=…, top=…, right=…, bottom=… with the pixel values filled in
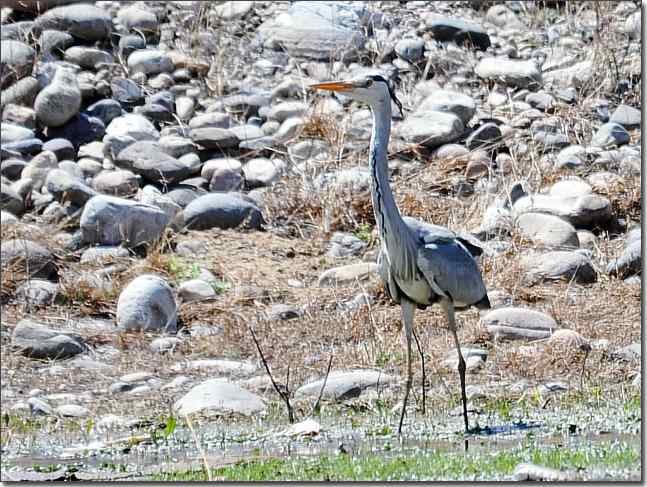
left=327, top=232, right=367, bottom=258
left=105, top=113, right=159, bottom=141
left=475, top=57, right=542, bottom=88
left=116, top=274, right=177, bottom=332
left=424, top=14, right=490, bottom=51
left=34, top=67, right=81, bottom=127
left=1, top=122, right=34, bottom=144
left=183, top=193, right=264, bottom=230
left=515, top=212, right=580, bottom=248
left=115, top=141, right=192, bottom=184
left=481, top=307, right=558, bottom=340
left=257, top=2, right=366, bottom=61
left=590, top=122, right=630, bottom=148
left=242, top=158, right=284, bottom=188
left=606, top=239, right=641, bottom=279
left=609, top=104, right=640, bottom=129
left=1, top=40, right=35, bottom=88
left=174, top=379, right=265, bottom=416
left=117, top=6, right=159, bottom=34
left=466, top=123, right=502, bottom=150
left=417, top=90, right=476, bottom=125
left=35, top=4, right=112, bottom=41
left=11, top=319, right=87, bottom=359
left=16, top=279, right=59, bottom=306
left=202, top=158, right=243, bottom=192
left=80, top=245, right=130, bottom=264
left=177, top=279, right=217, bottom=302
left=1, top=239, right=57, bottom=279
left=512, top=193, right=612, bottom=227
left=295, top=369, right=397, bottom=400
left=80, top=195, right=170, bottom=247
left=521, top=250, right=597, bottom=285
left=398, top=111, right=464, bottom=148
left=127, top=49, right=173, bottom=75
left=92, top=169, right=139, bottom=196
left=63, top=46, right=112, bottom=69
left=318, top=263, right=378, bottom=287
left=189, top=127, right=240, bottom=149
left=45, top=168, right=98, bottom=206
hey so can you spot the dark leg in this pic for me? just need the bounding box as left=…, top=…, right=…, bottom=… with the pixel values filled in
left=412, top=329, right=426, bottom=416
left=398, top=298, right=415, bottom=435
left=444, top=299, right=469, bottom=433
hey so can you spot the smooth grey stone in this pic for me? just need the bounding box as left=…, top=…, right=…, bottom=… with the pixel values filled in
left=1, top=76, right=39, bottom=108
left=395, top=37, right=425, bottom=63
left=188, top=112, right=231, bottom=129
left=242, top=158, right=284, bottom=188
left=80, top=194, right=170, bottom=247
left=190, top=127, right=240, bottom=149
left=512, top=193, right=612, bottom=227
left=1, top=239, right=56, bottom=279
left=612, top=342, right=641, bottom=361
left=56, top=404, right=89, bottom=417
left=45, top=113, right=104, bottom=149
left=34, top=66, right=81, bottom=127
left=417, top=90, right=476, bottom=125
left=35, top=4, right=112, bottom=41
left=92, top=169, right=139, bottom=196
left=177, top=279, right=216, bottom=302
left=0, top=158, right=27, bottom=180
left=111, top=77, right=144, bottom=106
left=174, top=379, right=265, bottom=416
left=2, top=138, right=43, bottom=156
left=516, top=212, right=579, bottom=249
left=39, top=29, right=74, bottom=54
left=0, top=21, right=33, bottom=41
left=45, top=168, right=97, bottom=206
left=137, top=185, right=182, bottom=220
left=80, top=245, right=130, bottom=264
left=591, top=122, right=630, bottom=148
left=257, top=2, right=366, bottom=61
left=105, top=113, right=159, bottom=141
left=481, top=307, right=558, bottom=340
left=267, top=101, right=308, bottom=123
left=1, top=122, right=34, bottom=143
left=117, top=274, right=177, bottom=332
left=533, top=131, right=569, bottom=150
left=63, top=46, right=112, bottom=69
left=521, top=250, right=597, bottom=285
left=0, top=182, right=25, bottom=215
left=117, top=5, right=159, bottom=34
left=327, top=232, right=367, bottom=258
left=150, top=337, right=181, bottom=353
left=183, top=193, right=264, bottom=230
left=0, top=40, right=35, bottom=88
left=475, top=57, right=542, bottom=88
left=28, top=397, right=54, bottom=415
left=485, top=4, right=525, bottom=29
left=115, top=141, right=192, bottom=184
left=2, top=104, right=35, bottom=130
left=11, top=318, right=87, bottom=359
left=609, top=104, right=640, bottom=129
left=42, top=138, right=75, bottom=161
left=86, top=99, right=123, bottom=126
left=295, top=369, right=397, bottom=401
left=425, top=15, right=490, bottom=51
left=118, top=34, right=146, bottom=59
left=398, top=111, right=464, bottom=148
left=16, top=279, right=59, bottom=306
left=512, top=463, right=574, bottom=482
left=525, top=91, right=555, bottom=111
left=555, top=145, right=586, bottom=168
left=606, top=239, right=641, bottom=278
left=127, top=49, right=173, bottom=75
left=466, top=123, right=502, bottom=150
left=159, top=135, right=197, bottom=159
left=134, top=103, right=174, bottom=123
left=165, top=185, right=208, bottom=208
left=318, top=263, right=378, bottom=287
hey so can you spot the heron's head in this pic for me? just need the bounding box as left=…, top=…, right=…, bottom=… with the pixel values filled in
left=310, top=75, right=403, bottom=116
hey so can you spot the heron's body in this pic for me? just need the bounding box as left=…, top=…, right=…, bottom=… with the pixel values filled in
left=311, top=75, right=489, bottom=434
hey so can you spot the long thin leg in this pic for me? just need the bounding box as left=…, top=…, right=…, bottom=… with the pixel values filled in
left=412, top=329, right=426, bottom=416
left=444, top=298, right=469, bottom=433
left=398, top=298, right=415, bottom=435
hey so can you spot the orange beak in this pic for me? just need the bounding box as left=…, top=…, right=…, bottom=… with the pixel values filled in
left=309, top=81, right=354, bottom=92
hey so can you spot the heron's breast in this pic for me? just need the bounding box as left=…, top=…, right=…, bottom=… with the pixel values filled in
left=395, top=275, right=433, bottom=306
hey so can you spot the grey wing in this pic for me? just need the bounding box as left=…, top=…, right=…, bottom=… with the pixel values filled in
left=403, top=216, right=484, bottom=257
left=417, top=238, right=487, bottom=308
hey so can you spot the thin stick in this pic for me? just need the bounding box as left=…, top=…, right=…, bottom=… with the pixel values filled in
left=248, top=325, right=295, bottom=423
left=184, top=413, right=212, bottom=481
left=311, top=353, right=334, bottom=416
left=412, top=330, right=426, bottom=416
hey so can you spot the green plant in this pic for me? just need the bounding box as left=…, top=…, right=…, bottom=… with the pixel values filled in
left=353, top=223, right=373, bottom=242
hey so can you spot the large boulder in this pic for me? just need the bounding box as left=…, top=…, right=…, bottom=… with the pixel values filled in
left=515, top=212, right=580, bottom=249
left=116, top=274, right=177, bottom=332
left=481, top=307, right=558, bottom=341
left=114, top=141, right=193, bottom=184
left=80, top=195, right=170, bottom=248
left=521, top=250, right=597, bottom=285
left=1, top=239, right=57, bottom=279
left=512, top=193, right=612, bottom=227
left=398, top=111, right=464, bottom=148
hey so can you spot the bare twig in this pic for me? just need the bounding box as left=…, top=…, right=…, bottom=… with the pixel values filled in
left=185, top=413, right=212, bottom=481
left=248, top=325, right=295, bottom=423
left=310, top=353, right=334, bottom=417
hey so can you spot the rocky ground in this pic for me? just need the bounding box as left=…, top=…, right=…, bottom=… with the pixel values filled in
left=0, top=0, right=642, bottom=481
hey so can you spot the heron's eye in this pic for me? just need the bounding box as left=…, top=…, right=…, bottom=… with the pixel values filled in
left=365, top=79, right=373, bottom=88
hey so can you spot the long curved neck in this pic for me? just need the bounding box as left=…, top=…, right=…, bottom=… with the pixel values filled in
left=369, top=101, right=407, bottom=243
left=369, top=100, right=417, bottom=280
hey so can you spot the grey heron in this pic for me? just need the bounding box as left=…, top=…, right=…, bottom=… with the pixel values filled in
left=311, top=75, right=490, bottom=434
